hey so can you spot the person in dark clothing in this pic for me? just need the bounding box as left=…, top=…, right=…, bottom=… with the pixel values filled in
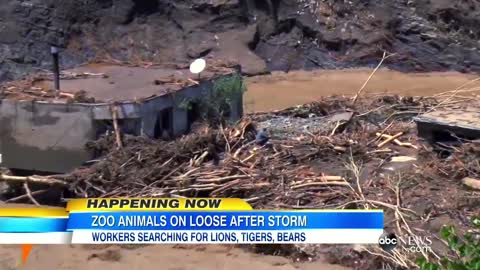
left=255, top=128, right=270, bottom=146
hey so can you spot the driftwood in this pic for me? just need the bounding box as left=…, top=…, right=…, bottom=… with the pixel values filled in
left=28, top=87, right=76, bottom=99
left=6, top=189, right=48, bottom=203
left=110, top=104, right=123, bottom=149
left=0, top=174, right=67, bottom=186
left=52, top=116, right=361, bottom=204
left=352, top=51, right=396, bottom=106
left=3, top=87, right=76, bottom=99
left=376, top=133, right=418, bottom=149
left=188, top=78, right=200, bottom=85
left=462, top=177, right=480, bottom=190
left=377, top=132, right=404, bottom=148
left=42, top=71, right=106, bottom=80
left=290, top=181, right=349, bottom=189
left=23, top=183, right=40, bottom=206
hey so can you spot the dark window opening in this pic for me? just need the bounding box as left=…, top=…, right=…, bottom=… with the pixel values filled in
left=432, top=129, right=476, bottom=143
left=187, top=101, right=201, bottom=131
left=154, top=108, right=173, bottom=139
left=433, top=130, right=455, bottom=143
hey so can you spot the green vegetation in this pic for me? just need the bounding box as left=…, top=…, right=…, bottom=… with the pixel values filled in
left=178, top=73, right=246, bottom=125
left=212, top=73, right=246, bottom=102
left=208, top=73, right=246, bottom=119
left=417, top=217, right=480, bottom=270
left=178, top=96, right=194, bottom=111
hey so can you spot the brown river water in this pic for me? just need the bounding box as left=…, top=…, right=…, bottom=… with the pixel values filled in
left=245, top=68, right=480, bottom=112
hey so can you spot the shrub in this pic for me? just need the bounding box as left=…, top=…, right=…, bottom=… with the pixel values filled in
left=417, top=217, right=480, bottom=270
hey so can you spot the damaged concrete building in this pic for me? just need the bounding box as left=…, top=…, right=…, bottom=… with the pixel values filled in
left=0, top=64, right=244, bottom=174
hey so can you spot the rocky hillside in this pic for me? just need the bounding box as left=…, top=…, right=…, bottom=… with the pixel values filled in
left=1, top=0, right=480, bottom=81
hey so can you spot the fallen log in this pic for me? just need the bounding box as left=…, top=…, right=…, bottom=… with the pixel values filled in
left=110, top=104, right=123, bottom=149
left=376, top=133, right=418, bottom=149
left=0, top=174, right=67, bottom=186
left=377, top=132, right=404, bottom=148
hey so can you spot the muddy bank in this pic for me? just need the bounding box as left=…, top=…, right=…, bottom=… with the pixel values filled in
left=2, top=0, right=480, bottom=81
left=245, top=68, right=480, bottom=112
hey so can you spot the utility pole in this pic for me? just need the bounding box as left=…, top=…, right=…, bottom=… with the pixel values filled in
left=50, top=45, right=60, bottom=98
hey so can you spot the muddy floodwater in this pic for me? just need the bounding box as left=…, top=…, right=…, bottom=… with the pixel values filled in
left=245, top=69, right=480, bottom=113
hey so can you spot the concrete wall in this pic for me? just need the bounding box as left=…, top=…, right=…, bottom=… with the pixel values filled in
left=0, top=99, right=96, bottom=173
left=0, top=100, right=146, bottom=173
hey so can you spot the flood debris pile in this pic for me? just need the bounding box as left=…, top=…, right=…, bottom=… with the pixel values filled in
left=56, top=96, right=431, bottom=199
left=454, top=142, right=480, bottom=180
left=421, top=139, right=480, bottom=191
left=69, top=95, right=478, bottom=268
left=0, top=76, right=96, bottom=103
left=1, top=94, right=479, bottom=269
left=67, top=119, right=353, bottom=205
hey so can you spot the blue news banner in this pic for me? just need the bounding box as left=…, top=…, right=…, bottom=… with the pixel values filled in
left=66, top=211, right=384, bottom=244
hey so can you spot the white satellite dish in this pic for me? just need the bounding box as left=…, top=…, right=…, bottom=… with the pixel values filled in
left=189, top=58, right=206, bottom=74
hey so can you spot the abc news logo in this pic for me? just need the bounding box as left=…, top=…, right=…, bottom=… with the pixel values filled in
left=378, top=232, right=432, bottom=253
left=378, top=232, right=398, bottom=252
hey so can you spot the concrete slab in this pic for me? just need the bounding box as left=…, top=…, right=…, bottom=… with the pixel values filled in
left=414, top=108, right=480, bottom=142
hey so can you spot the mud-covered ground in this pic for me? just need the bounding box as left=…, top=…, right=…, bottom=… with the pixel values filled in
left=0, top=242, right=350, bottom=270
left=2, top=0, right=480, bottom=82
